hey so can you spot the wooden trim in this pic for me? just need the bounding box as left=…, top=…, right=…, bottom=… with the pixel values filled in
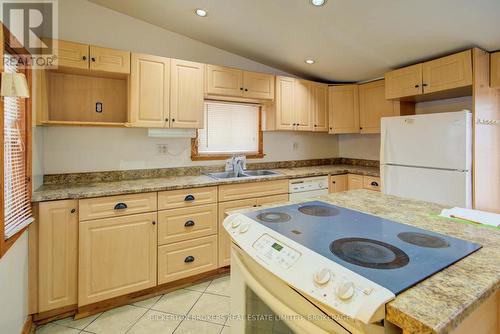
left=32, top=304, right=78, bottom=324
left=21, top=315, right=34, bottom=334
left=0, top=26, right=33, bottom=258
left=191, top=107, right=265, bottom=161
left=28, top=205, right=39, bottom=315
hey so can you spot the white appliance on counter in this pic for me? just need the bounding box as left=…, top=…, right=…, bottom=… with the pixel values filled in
left=380, top=111, right=472, bottom=208
left=289, top=176, right=329, bottom=201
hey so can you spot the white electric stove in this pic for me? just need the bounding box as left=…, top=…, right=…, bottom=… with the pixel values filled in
left=224, top=201, right=481, bottom=334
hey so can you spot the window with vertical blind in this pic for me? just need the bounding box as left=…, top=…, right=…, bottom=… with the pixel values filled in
left=2, top=52, right=33, bottom=244
left=194, top=101, right=262, bottom=157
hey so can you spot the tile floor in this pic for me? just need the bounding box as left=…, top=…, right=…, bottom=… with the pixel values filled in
left=36, top=275, right=231, bottom=334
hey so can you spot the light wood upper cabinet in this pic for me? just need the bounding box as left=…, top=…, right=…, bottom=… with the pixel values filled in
left=205, top=65, right=243, bottom=97
left=243, top=71, right=275, bottom=100
left=294, top=80, right=314, bottom=131
left=328, top=85, right=360, bottom=134
left=89, top=46, right=130, bottom=74
left=422, top=50, right=472, bottom=94
left=359, top=80, right=399, bottom=133
left=54, top=40, right=89, bottom=70
left=312, top=83, right=329, bottom=132
left=385, top=63, right=423, bottom=99
left=275, top=76, right=295, bottom=130
left=129, top=53, right=170, bottom=128
left=169, top=59, right=205, bottom=129
left=38, top=200, right=78, bottom=312
left=491, top=52, right=500, bottom=87
left=79, top=212, right=157, bottom=306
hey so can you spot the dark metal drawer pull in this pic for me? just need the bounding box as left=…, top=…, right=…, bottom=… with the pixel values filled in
left=184, top=195, right=195, bottom=201
left=184, top=220, right=195, bottom=227
left=114, top=202, right=128, bottom=210
left=371, top=181, right=379, bottom=187
left=184, top=256, right=195, bottom=263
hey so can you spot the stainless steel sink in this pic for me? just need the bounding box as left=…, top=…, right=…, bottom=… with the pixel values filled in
left=206, top=169, right=280, bottom=180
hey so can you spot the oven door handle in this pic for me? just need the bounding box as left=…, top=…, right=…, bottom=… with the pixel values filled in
left=232, top=253, right=336, bottom=334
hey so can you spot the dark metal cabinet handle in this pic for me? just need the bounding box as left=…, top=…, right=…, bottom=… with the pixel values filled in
left=184, top=256, right=195, bottom=263
left=71, top=208, right=76, bottom=213
left=244, top=88, right=248, bottom=91
left=422, top=83, right=428, bottom=87
left=172, top=118, right=175, bottom=122
left=152, top=221, right=156, bottom=225
left=82, top=56, right=87, bottom=61
left=184, top=194, right=195, bottom=201
left=184, top=220, right=195, bottom=227
left=314, top=124, right=317, bottom=127
left=414, top=84, right=420, bottom=88
left=371, top=181, right=379, bottom=187
left=91, top=57, right=96, bottom=62
left=114, top=202, right=128, bottom=210
left=240, top=87, right=243, bottom=91
left=165, top=118, right=169, bottom=122
left=332, top=181, right=336, bottom=184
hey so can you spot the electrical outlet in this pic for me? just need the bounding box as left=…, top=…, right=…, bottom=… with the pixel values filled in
left=156, top=144, right=168, bottom=155
left=293, top=142, right=299, bottom=150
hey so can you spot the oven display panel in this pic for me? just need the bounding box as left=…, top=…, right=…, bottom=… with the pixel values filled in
left=253, top=234, right=301, bottom=269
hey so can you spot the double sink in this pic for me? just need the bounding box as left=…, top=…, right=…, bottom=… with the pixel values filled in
left=206, top=169, right=281, bottom=180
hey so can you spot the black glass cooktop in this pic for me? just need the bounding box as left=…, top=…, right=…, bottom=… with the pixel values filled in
left=245, top=201, right=482, bottom=294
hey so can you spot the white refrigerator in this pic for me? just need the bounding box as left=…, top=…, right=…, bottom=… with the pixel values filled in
left=380, top=111, right=472, bottom=208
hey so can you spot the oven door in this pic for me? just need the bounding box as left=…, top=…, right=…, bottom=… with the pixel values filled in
left=229, top=244, right=354, bottom=334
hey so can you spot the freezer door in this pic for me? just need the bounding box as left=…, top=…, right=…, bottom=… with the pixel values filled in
left=380, top=111, right=472, bottom=170
left=381, top=165, right=471, bottom=208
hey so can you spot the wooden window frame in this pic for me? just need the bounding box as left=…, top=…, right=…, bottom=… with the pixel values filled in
left=0, top=25, right=33, bottom=258
left=191, top=103, right=265, bottom=161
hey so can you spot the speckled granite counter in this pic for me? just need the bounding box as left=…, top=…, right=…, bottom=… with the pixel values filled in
left=32, top=164, right=380, bottom=202
left=236, top=190, right=500, bottom=334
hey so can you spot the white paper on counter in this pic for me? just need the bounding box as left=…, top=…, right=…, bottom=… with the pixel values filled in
left=440, top=207, right=500, bottom=227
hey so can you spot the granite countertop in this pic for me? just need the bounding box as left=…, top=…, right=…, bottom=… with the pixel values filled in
left=235, top=190, right=500, bottom=334
left=32, top=164, right=380, bottom=202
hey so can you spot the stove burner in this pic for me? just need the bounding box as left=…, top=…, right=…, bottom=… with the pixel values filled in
left=330, top=238, right=409, bottom=269
left=298, top=205, right=339, bottom=217
left=398, top=232, right=450, bottom=248
left=256, top=212, right=291, bottom=223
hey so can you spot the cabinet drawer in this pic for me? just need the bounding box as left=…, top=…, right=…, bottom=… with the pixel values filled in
left=256, top=194, right=289, bottom=206
left=79, top=192, right=157, bottom=221
left=158, top=235, right=217, bottom=284
left=363, top=176, right=381, bottom=192
left=158, top=187, right=217, bottom=210
left=158, top=204, right=217, bottom=245
left=218, top=179, right=288, bottom=202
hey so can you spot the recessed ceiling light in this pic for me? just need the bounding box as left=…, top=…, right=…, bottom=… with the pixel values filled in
left=305, top=59, right=316, bottom=64
left=310, top=0, right=326, bottom=6
left=195, top=8, right=207, bottom=17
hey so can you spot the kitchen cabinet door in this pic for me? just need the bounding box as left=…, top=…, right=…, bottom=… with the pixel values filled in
left=329, top=175, right=348, bottom=193
left=243, top=71, right=275, bottom=100
left=294, top=80, right=314, bottom=131
left=328, top=85, right=360, bottom=134
left=275, top=76, right=295, bottom=130
left=129, top=53, right=170, bottom=128
left=312, top=83, right=329, bottom=132
left=38, top=200, right=78, bottom=312
left=218, top=198, right=257, bottom=267
left=359, top=80, right=398, bottom=133
left=170, top=59, right=205, bottom=129
left=347, top=174, right=364, bottom=190
left=384, top=63, right=423, bottom=99
left=54, top=40, right=89, bottom=70
left=422, top=50, right=472, bottom=94
left=79, top=212, right=157, bottom=306
left=89, top=45, right=130, bottom=74
left=205, top=65, right=243, bottom=97
left=491, top=52, right=500, bottom=87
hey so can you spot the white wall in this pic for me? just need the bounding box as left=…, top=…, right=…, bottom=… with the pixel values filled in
left=0, top=232, right=29, bottom=333
left=36, top=0, right=338, bottom=175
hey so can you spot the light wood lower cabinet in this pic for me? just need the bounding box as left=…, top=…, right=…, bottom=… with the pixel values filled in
left=158, top=235, right=217, bottom=284
left=38, top=200, right=78, bottom=312
left=158, top=204, right=217, bottom=245
left=78, top=212, right=157, bottom=306
left=329, top=175, right=348, bottom=193
left=363, top=176, right=381, bottom=192
left=347, top=174, right=364, bottom=190
left=79, top=192, right=157, bottom=221
left=158, top=186, right=217, bottom=210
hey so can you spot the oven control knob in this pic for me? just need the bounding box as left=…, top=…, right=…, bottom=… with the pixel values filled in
left=336, top=281, right=355, bottom=300
left=231, top=219, right=241, bottom=229
left=239, top=223, right=251, bottom=234
left=313, top=268, right=331, bottom=285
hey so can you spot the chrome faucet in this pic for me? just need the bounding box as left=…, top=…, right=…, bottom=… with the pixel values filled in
left=225, top=155, right=246, bottom=175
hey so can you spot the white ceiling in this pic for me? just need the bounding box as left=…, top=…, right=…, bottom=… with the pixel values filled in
left=88, top=0, right=500, bottom=83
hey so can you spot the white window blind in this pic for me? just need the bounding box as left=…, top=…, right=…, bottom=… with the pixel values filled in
left=3, top=55, right=33, bottom=239
left=198, top=101, right=260, bottom=154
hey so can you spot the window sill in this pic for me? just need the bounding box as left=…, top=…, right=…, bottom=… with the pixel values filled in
left=191, top=153, right=265, bottom=161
